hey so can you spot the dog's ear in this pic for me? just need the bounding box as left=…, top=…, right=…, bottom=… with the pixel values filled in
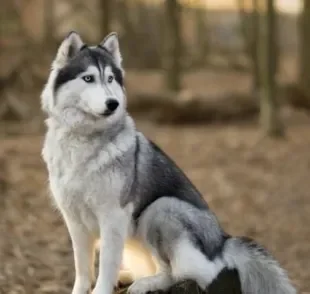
left=53, top=31, right=84, bottom=69
left=100, top=32, right=122, bottom=68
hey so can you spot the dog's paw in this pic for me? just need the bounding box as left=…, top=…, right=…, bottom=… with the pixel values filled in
left=127, top=278, right=155, bottom=294
left=117, top=269, right=135, bottom=288
left=127, top=274, right=173, bottom=294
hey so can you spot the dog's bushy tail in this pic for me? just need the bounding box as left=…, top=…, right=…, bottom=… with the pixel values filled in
left=220, top=236, right=296, bottom=294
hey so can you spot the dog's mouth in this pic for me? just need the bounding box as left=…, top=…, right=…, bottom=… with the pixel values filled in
left=100, top=109, right=116, bottom=117
left=73, top=107, right=105, bottom=121
left=75, top=106, right=110, bottom=119
left=62, top=106, right=117, bottom=121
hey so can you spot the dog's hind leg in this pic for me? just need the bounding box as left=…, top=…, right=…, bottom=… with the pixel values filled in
left=127, top=254, right=174, bottom=294
left=117, top=238, right=157, bottom=287
left=170, top=237, right=224, bottom=290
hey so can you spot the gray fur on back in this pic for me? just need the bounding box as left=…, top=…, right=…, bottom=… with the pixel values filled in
left=121, top=132, right=210, bottom=219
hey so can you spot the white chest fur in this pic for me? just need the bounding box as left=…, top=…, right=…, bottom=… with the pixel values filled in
left=42, top=119, right=136, bottom=232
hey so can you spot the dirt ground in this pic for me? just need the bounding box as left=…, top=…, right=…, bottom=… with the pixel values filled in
left=0, top=106, right=309, bottom=294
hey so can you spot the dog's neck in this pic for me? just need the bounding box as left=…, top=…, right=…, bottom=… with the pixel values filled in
left=45, top=113, right=135, bottom=144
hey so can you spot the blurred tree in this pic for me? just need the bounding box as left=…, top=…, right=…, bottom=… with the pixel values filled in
left=0, top=1, right=29, bottom=120
left=164, top=0, right=182, bottom=92
left=136, top=1, right=161, bottom=68
left=100, top=0, right=111, bottom=37
left=44, top=0, right=55, bottom=48
left=237, top=0, right=260, bottom=96
left=258, top=0, right=284, bottom=136
left=299, top=0, right=310, bottom=101
left=195, top=6, right=209, bottom=67
left=237, top=0, right=249, bottom=51
left=117, top=0, right=135, bottom=60
left=251, top=0, right=260, bottom=95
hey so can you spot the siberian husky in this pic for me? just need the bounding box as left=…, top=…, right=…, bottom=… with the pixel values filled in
left=41, top=31, right=296, bottom=294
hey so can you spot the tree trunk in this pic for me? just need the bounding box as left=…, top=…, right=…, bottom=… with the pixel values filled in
left=163, top=0, right=182, bottom=92
left=251, top=0, right=260, bottom=95
left=237, top=0, right=248, bottom=50
left=117, top=0, right=136, bottom=64
left=99, top=0, right=111, bottom=37
left=258, top=0, right=284, bottom=136
left=195, top=6, right=208, bottom=67
left=43, top=0, right=55, bottom=49
left=237, top=0, right=260, bottom=96
left=299, top=0, right=310, bottom=100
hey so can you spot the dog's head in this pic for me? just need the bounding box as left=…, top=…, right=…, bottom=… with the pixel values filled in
left=41, top=31, right=126, bottom=133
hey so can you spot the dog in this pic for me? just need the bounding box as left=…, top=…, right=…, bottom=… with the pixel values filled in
left=41, top=31, right=296, bottom=294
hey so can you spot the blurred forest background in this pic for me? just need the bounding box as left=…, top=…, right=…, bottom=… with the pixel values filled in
left=0, top=0, right=310, bottom=293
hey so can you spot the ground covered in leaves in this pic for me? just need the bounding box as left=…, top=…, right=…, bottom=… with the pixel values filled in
left=0, top=109, right=309, bottom=294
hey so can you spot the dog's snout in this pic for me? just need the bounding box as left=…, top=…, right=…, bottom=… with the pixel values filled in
left=106, top=99, right=119, bottom=113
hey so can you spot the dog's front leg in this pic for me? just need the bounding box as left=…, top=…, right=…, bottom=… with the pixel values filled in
left=92, top=208, right=130, bottom=294
left=62, top=214, right=96, bottom=294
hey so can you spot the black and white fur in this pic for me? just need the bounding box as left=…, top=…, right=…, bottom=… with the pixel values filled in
left=41, top=32, right=296, bottom=294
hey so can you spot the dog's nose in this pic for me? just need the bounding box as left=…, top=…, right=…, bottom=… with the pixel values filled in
left=105, top=99, right=119, bottom=112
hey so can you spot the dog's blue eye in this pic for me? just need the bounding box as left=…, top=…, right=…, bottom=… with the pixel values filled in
left=82, top=75, right=95, bottom=83
left=108, top=75, right=114, bottom=83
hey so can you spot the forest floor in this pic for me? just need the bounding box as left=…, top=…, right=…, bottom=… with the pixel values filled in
left=0, top=107, right=310, bottom=293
